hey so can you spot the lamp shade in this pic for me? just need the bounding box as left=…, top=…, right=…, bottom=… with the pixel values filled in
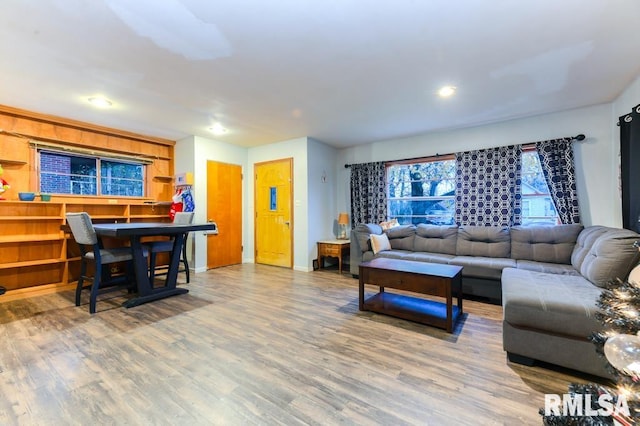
left=338, top=212, right=349, bottom=225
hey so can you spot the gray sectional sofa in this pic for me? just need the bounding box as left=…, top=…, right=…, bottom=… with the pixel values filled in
left=350, top=223, right=640, bottom=378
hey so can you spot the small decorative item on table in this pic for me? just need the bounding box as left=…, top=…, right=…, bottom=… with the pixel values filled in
left=18, top=192, right=35, bottom=201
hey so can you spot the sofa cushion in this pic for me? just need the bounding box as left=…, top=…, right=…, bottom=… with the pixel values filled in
left=414, top=224, right=458, bottom=255
left=354, top=223, right=382, bottom=253
left=502, top=267, right=603, bottom=338
left=515, top=260, right=580, bottom=275
left=510, top=224, right=583, bottom=264
left=456, top=226, right=511, bottom=258
left=450, top=256, right=516, bottom=280
left=385, top=224, right=416, bottom=251
left=370, top=233, right=391, bottom=254
left=571, top=226, right=640, bottom=287
left=405, top=252, right=456, bottom=265
left=376, top=250, right=416, bottom=261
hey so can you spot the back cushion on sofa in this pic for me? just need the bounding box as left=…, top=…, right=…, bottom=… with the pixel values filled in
left=385, top=224, right=416, bottom=250
left=510, top=224, right=583, bottom=264
left=353, top=223, right=383, bottom=253
left=413, top=224, right=458, bottom=255
left=571, top=226, right=640, bottom=287
left=456, top=225, right=511, bottom=258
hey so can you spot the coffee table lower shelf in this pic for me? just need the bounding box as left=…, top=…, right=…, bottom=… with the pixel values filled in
left=362, top=292, right=462, bottom=331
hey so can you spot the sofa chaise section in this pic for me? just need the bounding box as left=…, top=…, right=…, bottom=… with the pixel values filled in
left=502, top=225, right=640, bottom=378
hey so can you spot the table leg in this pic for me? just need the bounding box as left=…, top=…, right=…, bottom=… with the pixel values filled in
left=446, top=284, right=453, bottom=333
left=123, top=233, right=189, bottom=308
left=129, top=236, right=151, bottom=295
left=359, top=275, right=364, bottom=310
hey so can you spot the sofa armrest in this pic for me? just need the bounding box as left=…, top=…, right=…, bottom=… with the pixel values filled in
left=349, top=223, right=383, bottom=276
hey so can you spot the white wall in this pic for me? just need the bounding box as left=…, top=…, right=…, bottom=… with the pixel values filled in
left=307, top=138, right=338, bottom=267
left=337, top=103, right=617, bottom=227
left=175, top=135, right=247, bottom=272
left=247, top=137, right=310, bottom=271
left=614, top=75, right=640, bottom=119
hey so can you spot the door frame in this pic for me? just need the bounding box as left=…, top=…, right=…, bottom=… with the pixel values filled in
left=253, top=158, right=294, bottom=268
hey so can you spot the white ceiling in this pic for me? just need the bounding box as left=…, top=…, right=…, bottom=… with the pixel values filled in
left=1, top=0, right=639, bottom=148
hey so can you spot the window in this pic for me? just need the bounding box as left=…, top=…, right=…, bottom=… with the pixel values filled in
left=521, top=150, right=559, bottom=225
left=39, top=151, right=145, bottom=197
left=385, top=150, right=559, bottom=226
left=387, top=158, right=456, bottom=225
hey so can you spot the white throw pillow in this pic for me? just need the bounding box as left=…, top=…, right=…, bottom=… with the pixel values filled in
left=629, top=264, right=640, bottom=286
left=370, top=233, right=391, bottom=254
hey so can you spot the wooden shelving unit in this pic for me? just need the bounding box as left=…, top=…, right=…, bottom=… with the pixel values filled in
left=130, top=203, right=173, bottom=221
left=0, top=201, right=171, bottom=293
left=0, top=159, right=27, bottom=166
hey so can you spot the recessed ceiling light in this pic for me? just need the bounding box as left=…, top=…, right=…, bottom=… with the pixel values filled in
left=209, top=123, right=228, bottom=135
left=438, top=86, right=457, bottom=98
left=87, top=96, right=113, bottom=108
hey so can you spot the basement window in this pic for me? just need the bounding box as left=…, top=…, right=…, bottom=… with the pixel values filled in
left=39, top=150, right=146, bottom=197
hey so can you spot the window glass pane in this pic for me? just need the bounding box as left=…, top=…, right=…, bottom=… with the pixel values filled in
left=39, top=151, right=145, bottom=197
left=521, top=151, right=559, bottom=224
left=269, top=187, right=277, bottom=210
left=387, top=160, right=456, bottom=225
left=40, top=152, right=97, bottom=195
left=100, top=160, right=144, bottom=197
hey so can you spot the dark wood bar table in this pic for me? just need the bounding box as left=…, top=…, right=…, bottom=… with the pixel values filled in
left=93, top=222, right=215, bottom=308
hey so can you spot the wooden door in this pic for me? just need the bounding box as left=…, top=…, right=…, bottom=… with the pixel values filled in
left=255, top=158, right=293, bottom=268
left=206, top=161, right=242, bottom=269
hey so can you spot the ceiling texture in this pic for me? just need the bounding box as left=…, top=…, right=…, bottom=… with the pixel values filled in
left=1, top=0, right=639, bottom=148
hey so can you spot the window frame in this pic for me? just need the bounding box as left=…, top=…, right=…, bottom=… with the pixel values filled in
left=384, top=148, right=560, bottom=225
left=520, top=147, right=560, bottom=225
left=38, top=149, right=147, bottom=197
left=386, top=154, right=457, bottom=226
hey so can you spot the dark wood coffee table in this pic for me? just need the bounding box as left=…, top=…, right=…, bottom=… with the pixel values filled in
left=359, top=258, right=463, bottom=332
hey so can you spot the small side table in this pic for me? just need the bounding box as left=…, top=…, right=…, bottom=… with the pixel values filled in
left=317, top=240, right=350, bottom=275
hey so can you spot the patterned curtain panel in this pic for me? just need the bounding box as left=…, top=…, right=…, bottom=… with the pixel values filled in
left=620, top=105, right=640, bottom=231
left=349, top=162, right=387, bottom=226
left=535, top=139, right=580, bottom=224
left=455, top=145, right=523, bottom=226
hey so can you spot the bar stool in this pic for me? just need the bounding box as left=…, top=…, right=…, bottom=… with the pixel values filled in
left=146, top=212, right=194, bottom=284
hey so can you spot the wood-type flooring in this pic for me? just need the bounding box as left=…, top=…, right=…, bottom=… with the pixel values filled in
left=0, top=264, right=606, bottom=425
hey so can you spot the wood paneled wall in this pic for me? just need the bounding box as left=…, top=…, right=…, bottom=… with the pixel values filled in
left=0, top=104, right=176, bottom=202
left=0, top=105, right=177, bottom=296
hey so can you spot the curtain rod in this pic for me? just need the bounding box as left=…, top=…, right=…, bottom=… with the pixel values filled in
left=344, top=134, right=586, bottom=168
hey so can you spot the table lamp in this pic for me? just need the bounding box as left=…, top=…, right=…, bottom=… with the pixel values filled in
left=338, top=212, right=349, bottom=239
